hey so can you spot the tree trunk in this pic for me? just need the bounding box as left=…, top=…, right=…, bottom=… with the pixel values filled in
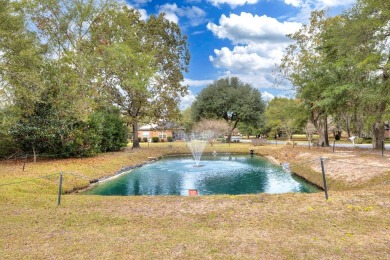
left=286, top=131, right=292, bottom=142
left=227, top=119, right=240, bottom=142
left=323, top=118, right=329, bottom=146
left=132, top=121, right=140, bottom=149
left=372, top=122, right=385, bottom=149
left=344, top=113, right=351, bottom=138
left=32, top=147, right=36, bottom=163
left=312, top=111, right=329, bottom=147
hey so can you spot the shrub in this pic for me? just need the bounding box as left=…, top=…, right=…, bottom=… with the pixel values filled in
left=0, top=132, right=18, bottom=158
left=355, top=137, right=364, bottom=144
left=363, top=138, right=372, bottom=144
left=143, top=137, right=148, bottom=142
left=138, top=137, right=142, bottom=143
left=90, top=107, right=128, bottom=152
left=152, top=137, right=159, bottom=142
left=167, top=136, right=173, bottom=142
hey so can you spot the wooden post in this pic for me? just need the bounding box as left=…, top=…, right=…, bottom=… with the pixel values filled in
left=22, top=154, right=27, bottom=172
left=320, top=157, right=328, bottom=200
left=58, top=172, right=63, bottom=206
left=382, top=141, right=384, bottom=157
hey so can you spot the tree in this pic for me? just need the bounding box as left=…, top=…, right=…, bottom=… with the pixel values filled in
left=265, top=98, right=306, bottom=142
left=91, top=7, right=190, bottom=148
left=238, top=122, right=260, bottom=139
left=0, top=0, right=46, bottom=158
left=281, top=4, right=390, bottom=148
left=338, top=0, right=390, bottom=148
left=191, top=77, right=265, bottom=141
left=279, top=11, right=337, bottom=147
left=1, top=0, right=134, bottom=158
left=180, top=107, right=194, bottom=132
left=192, top=119, right=229, bottom=145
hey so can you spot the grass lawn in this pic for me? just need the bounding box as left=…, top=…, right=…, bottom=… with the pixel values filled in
left=1, top=142, right=389, bottom=259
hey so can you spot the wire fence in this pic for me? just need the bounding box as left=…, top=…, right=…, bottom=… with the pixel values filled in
left=0, top=171, right=94, bottom=206
left=0, top=147, right=390, bottom=205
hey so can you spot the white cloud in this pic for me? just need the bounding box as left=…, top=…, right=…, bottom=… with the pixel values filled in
left=207, top=13, right=301, bottom=90
left=319, top=0, right=355, bottom=7
left=284, top=0, right=355, bottom=8
left=159, top=4, right=180, bottom=23
left=217, top=71, right=276, bottom=89
left=207, top=0, right=259, bottom=8
left=284, top=0, right=303, bottom=7
left=158, top=3, right=206, bottom=26
left=262, top=91, right=275, bottom=102
left=137, top=9, right=148, bottom=21
left=125, top=3, right=148, bottom=21
left=183, top=78, right=214, bottom=87
left=284, top=0, right=356, bottom=22
left=207, top=12, right=301, bottom=44
left=180, top=90, right=197, bottom=110
left=210, top=44, right=286, bottom=72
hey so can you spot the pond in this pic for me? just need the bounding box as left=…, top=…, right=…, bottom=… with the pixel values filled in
left=84, top=154, right=319, bottom=196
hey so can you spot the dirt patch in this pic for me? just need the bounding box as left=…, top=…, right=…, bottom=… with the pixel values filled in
left=267, top=146, right=390, bottom=185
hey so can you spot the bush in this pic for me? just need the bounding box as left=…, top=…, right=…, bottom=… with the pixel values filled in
left=0, top=132, right=18, bottom=158
left=152, top=137, right=159, bottom=142
left=363, top=138, right=372, bottom=144
left=355, top=137, right=364, bottom=144
left=11, top=105, right=128, bottom=158
left=167, top=136, right=173, bottom=142
left=160, top=138, right=165, bottom=142
left=138, top=137, right=142, bottom=143
left=90, top=107, right=128, bottom=152
left=143, top=137, right=148, bottom=142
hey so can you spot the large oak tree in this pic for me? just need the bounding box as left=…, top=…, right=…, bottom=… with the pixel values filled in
left=191, top=77, right=265, bottom=141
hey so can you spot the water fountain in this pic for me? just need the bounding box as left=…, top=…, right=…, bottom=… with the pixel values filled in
left=185, top=131, right=213, bottom=167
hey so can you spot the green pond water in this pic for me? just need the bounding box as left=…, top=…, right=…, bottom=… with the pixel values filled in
left=84, top=155, right=319, bottom=196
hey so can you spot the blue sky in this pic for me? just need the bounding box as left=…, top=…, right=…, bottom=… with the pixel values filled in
left=125, top=0, right=356, bottom=109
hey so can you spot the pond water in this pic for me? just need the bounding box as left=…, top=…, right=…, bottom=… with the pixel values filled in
left=84, top=155, right=319, bottom=196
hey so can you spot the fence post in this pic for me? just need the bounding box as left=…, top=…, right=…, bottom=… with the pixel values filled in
left=320, top=157, right=328, bottom=200
left=22, top=154, right=27, bottom=172
left=382, top=141, right=384, bottom=157
left=57, top=172, right=63, bottom=206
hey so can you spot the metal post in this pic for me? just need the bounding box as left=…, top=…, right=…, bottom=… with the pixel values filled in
left=320, top=157, right=328, bottom=200
left=333, top=140, right=336, bottom=153
left=382, top=141, right=384, bottom=157
left=58, top=172, right=63, bottom=206
left=22, top=154, right=27, bottom=172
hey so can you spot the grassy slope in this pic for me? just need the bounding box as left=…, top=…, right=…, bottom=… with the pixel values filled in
left=1, top=142, right=390, bottom=259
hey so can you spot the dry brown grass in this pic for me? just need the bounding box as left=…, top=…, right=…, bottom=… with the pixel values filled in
left=1, top=142, right=390, bottom=259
